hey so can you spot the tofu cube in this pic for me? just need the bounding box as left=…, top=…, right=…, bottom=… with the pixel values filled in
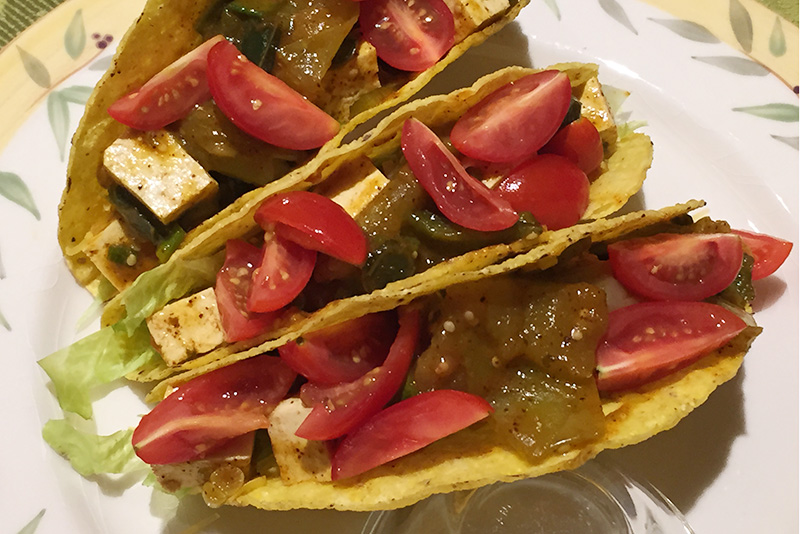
left=314, top=156, right=389, bottom=218
left=579, top=76, right=618, bottom=149
left=103, top=131, right=218, bottom=224
left=151, top=432, right=254, bottom=493
left=81, top=219, right=159, bottom=291
left=268, top=398, right=332, bottom=484
left=146, top=287, right=225, bottom=367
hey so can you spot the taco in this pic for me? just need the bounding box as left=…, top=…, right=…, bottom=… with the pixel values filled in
left=81, top=61, right=652, bottom=391
left=57, top=0, right=532, bottom=296
left=128, top=200, right=788, bottom=512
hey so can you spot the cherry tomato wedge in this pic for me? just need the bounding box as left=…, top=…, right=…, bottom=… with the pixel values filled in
left=279, top=312, right=398, bottom=385
left=401, top=118, right=518, bottom=232
left=295, top=307, right=421, bottom=441
left=207, top=40, right=339, bottom=150
left=608, top=233, right=744, bottom=302
left=450, top=70, right=573, bottom=163
left=215, top=239, right=279, bottom=342
left=247, top=231, right=317, bottom=313
left=331, top=389, right=492, bottom=480
left=107, top=35, right=225, bottom=131
left=540, top=117, right=604, bottom=174
left=497, top=154, right=589, bottom=230
left=254, top=191, right=368, bottom=266
left=132, top=355, right=296, bottom=464
left=359, top=0, right=455, bottom=72
left=731, top=229, right=792, bottom=280
left=595, top=301, right=748, bottom=392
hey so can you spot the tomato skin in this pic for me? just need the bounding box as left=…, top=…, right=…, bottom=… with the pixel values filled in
left=731, top=229, right=793, bottom=280
left=401, top=118, right=518, bottom=232
left=540, top=117, right=604, bottom=174
left=497, top=154, right=589, bottom=230
left=295, top=307, right=421, bottom=441
left=247, top=231, right=317, bottom=313
left=450, top=70, right=573, bottom=163
left=359, top=0, right=455, bottom=72
left=215, top=239, right=279, bottom=342
left=132, top=355, right=296, bottom=464
left=608, top=233, right=744, bottom=301
left=595, top=301, right=748, bottom=392
left=331, top=389, right=492, bottom=480
left=254, top=192, right=368, bottom=266
left=107, top=35, right=225, bottom=130
left=278, top=312, right=398, bottom=384
left=206, top=40, right=339, bottom=150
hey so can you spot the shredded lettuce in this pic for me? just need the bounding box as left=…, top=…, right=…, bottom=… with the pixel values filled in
left=42, top=419, right=143, bottom=477
left=38, top=323, right=157, bottom=419
left=39, top=252, right=224, bottom=419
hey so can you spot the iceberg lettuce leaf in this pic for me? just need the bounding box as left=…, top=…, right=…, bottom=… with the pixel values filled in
left=42, top=419, right=143, bottom=476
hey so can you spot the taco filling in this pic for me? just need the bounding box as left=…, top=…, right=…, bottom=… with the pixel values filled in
left=131, top=211, right=779, bottom=509
left=129, top=63, right=650, bottom=376
left=61, top=0, right=530, bottom=295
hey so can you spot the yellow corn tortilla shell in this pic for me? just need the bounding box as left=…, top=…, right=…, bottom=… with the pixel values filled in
left=121, top=62, right=652, bottom=386
left=144, top=200, right=702, bottom=401
left=230, top=326, right=757, bottom=511
left=58, top=0, right=531, bottom=295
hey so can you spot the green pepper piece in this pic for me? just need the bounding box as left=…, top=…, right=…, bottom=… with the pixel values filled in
left=361, top=237, right=419, bottom=292
left=107, top=186, right=169, bottom=245
left=717, top=253, right=756, bottom=308
left=156, top=226, right=187, bottom=263
left=407, top=210, right=541, bottom=253
left=560, top=96, right=582, bottom=128
left=107, top=244, right=138, bottom=266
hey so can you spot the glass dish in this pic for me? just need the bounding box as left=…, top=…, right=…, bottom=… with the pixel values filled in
left=361, top=459, right=693, bottom=534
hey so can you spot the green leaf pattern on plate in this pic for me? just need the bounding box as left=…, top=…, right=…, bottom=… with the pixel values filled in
left=650, top=18, right=720, bottom=43
left=771, top=134, right=800, bottom=149
left=769, top=16, right=787, bottom=57
left=692, top=55, right=768, bottom=76
left=733, top=103, right=799, bottom=121
left=543, top=0, right=560, bottom=21
left=47, top=86, right=93, bottom=160
left=0, top=307, right=9, bottom=331
left=729, top=0, right=754, bottom=53
left=47, top=91, right=71, bottom=161
left=16, top=508, right=45, bottom=534
left=64, top=10, right=86, bottom=60
left=17, top=46, right=51, bottom=88
left=0, top=171, right=41, bottom=220
left=598, top=0, right=637, bottom=35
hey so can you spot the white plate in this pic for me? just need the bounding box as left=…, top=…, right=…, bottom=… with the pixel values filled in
left=1, top=0, right=797, bottom=532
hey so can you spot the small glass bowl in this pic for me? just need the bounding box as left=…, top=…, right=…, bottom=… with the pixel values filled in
left=360, top=459, right=694, bottom=534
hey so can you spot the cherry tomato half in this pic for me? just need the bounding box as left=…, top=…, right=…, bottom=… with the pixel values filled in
left=401, top=118, right=518, bottom=232
left=595, top=301, right=748, bottom=392
left=108, top=35, right=225, bottom=130
left=215, top=239, right=279, bottom=342
left=295, top=307, right=421, bottom=441
left=207, top=40, right=339, bottom=150
left=731, top=229, right=793, bottom=280
left=359, top=0, right=455, bottom=72
left=540, top=117, right=604, bottom=175
left=254, top=191, right=368, bottom=266
left=331, top=389, right=492, bottom=480
left=450, top=70, right=573, bottom=163
left=608, top=233, right=744, bottom=301
left=278, top=312, right=398, bottom=385
left=247, top=231, right=317, bottom=313
left=497, top=154, right=589, bottom=230
left=132, top=355, right=296, bottom=464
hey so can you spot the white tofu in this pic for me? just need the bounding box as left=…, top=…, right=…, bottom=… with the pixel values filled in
left=146, top=287, right=225, bottom=367
left=447, top=0, right=510, bottom=42
left=315, top=156, right=389, bottom=218
left=81, top=219, right=159, bottom=291
left=579, top=76, right=618, bottom=149
left=103, top=131, right=218, bottom=224
left=151, top=432, right=254, bottom=493
left=268, top=398, right=332, bottom=484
